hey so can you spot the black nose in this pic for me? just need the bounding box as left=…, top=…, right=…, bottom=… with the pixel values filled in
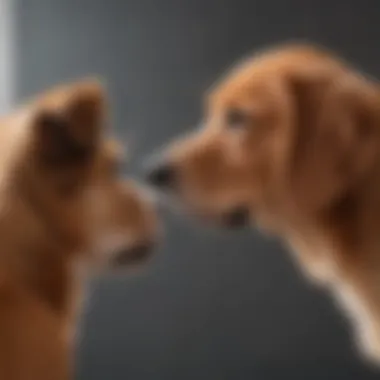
left=222, top=206, right=250, bottom=228
left=146, top=162, right=176, bottom=189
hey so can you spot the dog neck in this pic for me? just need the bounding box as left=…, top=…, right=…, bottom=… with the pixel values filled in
left=281, top=159, right=380, bottom=285
left=0, top=188, right=86, bottom=324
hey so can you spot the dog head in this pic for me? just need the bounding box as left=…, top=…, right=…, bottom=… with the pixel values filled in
left=146, top=44, right=380, bottom=231
left=0, top=79, right=159, bottom=268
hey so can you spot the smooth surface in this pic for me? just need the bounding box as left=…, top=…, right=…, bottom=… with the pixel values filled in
left=16, top=1, right=380, bottom=379
left=0, top=0, right=15, bottom=113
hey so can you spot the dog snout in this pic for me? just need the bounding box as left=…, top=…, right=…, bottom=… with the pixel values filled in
left=145, top=160, right=177, bottom=189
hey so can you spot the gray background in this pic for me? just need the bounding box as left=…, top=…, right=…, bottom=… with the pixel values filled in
left=15, top=1, right=380, bottom=379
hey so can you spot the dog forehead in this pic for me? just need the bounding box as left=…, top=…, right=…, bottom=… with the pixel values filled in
left=208, top=44, right=344, bottom=108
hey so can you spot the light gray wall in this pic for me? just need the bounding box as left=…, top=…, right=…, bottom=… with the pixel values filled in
left=0, top=0, right=15, bottom=113
left=15, top=1, right=380, bottom=379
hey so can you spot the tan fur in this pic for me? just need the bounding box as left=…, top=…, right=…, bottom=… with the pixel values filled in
left=0, top=80, right=158, bottom=379
left=156, top=44, right=380, bottom=364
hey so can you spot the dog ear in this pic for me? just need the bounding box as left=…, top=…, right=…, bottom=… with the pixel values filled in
left=287, top=69, right=380, bottom=213
left=33, top=79, right=105, bottom=168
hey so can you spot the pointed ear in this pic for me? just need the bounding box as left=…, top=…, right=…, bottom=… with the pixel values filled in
left=33, top=79, right=106, bottom=167
left=288, top=70, right=380, bottom=212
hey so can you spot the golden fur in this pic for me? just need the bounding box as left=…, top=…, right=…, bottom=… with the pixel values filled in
left=0, top=80, right=158, bottom=379
left=150, top=43, right=380, bottom=364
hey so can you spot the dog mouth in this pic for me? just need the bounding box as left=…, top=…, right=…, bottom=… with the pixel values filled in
left=217, top=207, right=251, bottom=229
left=152, top=189, right=251, bottom=230
left=93, top=233, right=157, bottom=269
left=191, top=205, right=251, bottom=229
left=111, top=240, right=155, bottom=267
left=144, top=165, right=252, bottom=230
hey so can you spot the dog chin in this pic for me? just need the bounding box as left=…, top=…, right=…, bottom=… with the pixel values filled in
left=252, top=212, right=282, bottom=236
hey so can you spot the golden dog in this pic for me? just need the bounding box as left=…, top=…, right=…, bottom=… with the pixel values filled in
left=146, top=43, right=380, bottom=364
left=0, top=80, right=159, bottom=379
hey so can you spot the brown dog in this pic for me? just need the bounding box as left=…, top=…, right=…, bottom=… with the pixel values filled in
left=0, top=80, right=159, bottom=379
left=146, top=43, right=380, bottom=364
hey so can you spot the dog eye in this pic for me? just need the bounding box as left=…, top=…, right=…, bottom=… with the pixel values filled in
left=225, top=108, right=247, bottom=128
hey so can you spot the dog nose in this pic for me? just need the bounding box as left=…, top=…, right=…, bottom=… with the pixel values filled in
left=222, top=206, right=250, bottom=228
left=145, top=162, right=176, bottom=189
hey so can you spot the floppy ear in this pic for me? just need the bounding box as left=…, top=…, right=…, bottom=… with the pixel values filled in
left=288, top=69, right=380, bottom=212
left=33, top=79, right=105, bottom=168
